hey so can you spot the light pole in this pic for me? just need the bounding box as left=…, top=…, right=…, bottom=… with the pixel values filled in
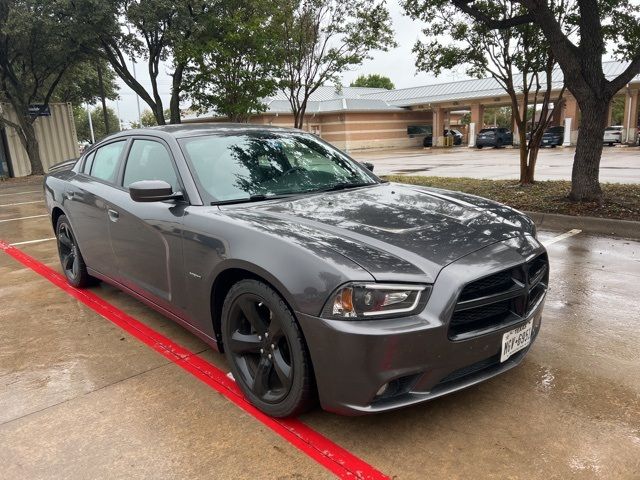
left=86, top=103, right=95, bottom=144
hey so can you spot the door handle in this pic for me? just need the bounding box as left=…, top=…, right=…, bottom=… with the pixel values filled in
left=107, top=209, right=119, bottom=222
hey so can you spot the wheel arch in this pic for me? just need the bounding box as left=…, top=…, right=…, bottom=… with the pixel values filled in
left=209, top=261, right=300, bottom=352
left=51, top=206, right=66, bottom=230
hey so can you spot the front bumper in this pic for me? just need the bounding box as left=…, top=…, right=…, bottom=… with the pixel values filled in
left=297, top=236, right=546, bottom=415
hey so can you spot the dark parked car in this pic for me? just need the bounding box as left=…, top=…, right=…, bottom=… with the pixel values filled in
left=476, top=127, right=513, bottom=148
left=423, top=128, right=463, bottom=147
left=44, top=124, right=547, bottom=417
left=540, top=126, right=564, bottom=147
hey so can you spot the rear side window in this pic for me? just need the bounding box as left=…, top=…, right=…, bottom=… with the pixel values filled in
left=90, top=141, right=126, bottom=183
left=123, top=139, right=179, bottom=191
left=82, top=151, right=95, bottom=174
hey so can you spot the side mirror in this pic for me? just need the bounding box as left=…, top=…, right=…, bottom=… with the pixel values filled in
left=362, top=162, right=375, bottom=172
left=129, top=180, right=182, bottom=202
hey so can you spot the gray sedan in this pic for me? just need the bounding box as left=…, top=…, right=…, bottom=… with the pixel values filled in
left=44, top=124, right=547, bottom=417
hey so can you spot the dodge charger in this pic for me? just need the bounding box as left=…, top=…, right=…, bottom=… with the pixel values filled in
left=44, top=124, right=548, bottom=417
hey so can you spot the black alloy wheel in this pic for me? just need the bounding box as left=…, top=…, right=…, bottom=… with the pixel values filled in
left=222, top=279, right=314, bottom=417
left=56, top=215, right=93, bottom=288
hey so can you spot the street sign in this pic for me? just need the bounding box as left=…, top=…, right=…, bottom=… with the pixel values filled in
left=28, top=104, right=51, bottom=117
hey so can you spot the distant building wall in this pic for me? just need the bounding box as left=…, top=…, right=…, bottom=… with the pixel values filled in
left=231, top=110, right=434, bottom=151
left=0, top=102, right=79, bottom=177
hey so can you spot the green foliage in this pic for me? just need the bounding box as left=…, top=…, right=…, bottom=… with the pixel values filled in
left=610, top=96, right=625, bottom=125
left=350, top=74, right=395, bottom=90
left=130, top=109, right=170, bottom=129
left=73, top=105, right=121, bottom=143
left=183, top=0, right=282, bottom=122
left=0, top=0, right=105, bottom=174
left=54, top=60, right=119, bottom=106
left=484, top=106, right=512, bottom=128
left=278, top=0, right=396, bottom=127
left=72, top=0, right=204, bottom=125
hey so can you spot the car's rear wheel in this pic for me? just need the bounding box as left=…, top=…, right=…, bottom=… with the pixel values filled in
left=56, top=215, right=94, bottom=288
left=476, top=145, right=483, bottom=149
left=221, top=279, right=315, bottom=417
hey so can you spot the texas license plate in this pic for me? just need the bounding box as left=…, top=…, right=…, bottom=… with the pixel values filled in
left=500, top=320, right=533, bottom=362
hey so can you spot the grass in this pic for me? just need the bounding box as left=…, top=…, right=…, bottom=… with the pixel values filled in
left=383, top=175, right=640, bottom=222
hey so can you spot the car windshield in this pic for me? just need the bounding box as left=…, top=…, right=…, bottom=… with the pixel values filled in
left=546, top=127, right=563, bottom=133
left=479, top=129, right=496, bottom=134
left=179, top=132, right=378, bottom=203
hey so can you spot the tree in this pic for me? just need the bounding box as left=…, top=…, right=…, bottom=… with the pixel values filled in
left=183, top=0, right=282, bottom=122
left=404, top=0, right=567, bottom=184
left=279, top=0, right=396, bottom=129
left=130, top=108, right=170, bottom=128
left=483, top=106, right=512, bottom=128
left=350, top=74, right=395, bottom=90
left=412, top=0, right=640, bottom=201
left=0, top=0, right=96, bottom=175
left=54, top=60, right=120, bottom=107
left=74, top=0, right=204, bottom=126
left=74, top=105, right=121, bottom=143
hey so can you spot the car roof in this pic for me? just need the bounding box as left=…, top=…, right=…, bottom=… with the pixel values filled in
left=102, top=123, right=303, bottom=142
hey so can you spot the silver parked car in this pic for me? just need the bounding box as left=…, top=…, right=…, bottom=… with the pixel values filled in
left=603, top=126, right=623, bottom=146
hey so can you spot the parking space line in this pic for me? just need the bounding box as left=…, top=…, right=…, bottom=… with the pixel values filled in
left=0, top=214, right=48, bottom=223
left=9, top=237, right=56, bottom=246
left=0, top=200, right=43, bottom=207
left=0, top=190, right=40, bottom=197
left=542, top=229, right=582, bottom=247
left=0, top=240, right=388, bottom=480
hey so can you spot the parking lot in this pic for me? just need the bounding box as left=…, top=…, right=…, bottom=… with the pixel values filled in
left=352, top=146, right=640, bottom=183
left=1, top=180, right=639, bottom=479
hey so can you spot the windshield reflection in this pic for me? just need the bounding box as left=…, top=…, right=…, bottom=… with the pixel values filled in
left=179, top=132, right=377, bottom=204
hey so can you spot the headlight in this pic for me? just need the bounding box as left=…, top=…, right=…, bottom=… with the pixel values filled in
left=321, top=283, right=430, bottom=320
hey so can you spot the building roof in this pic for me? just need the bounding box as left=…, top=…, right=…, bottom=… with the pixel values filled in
left=184, top=60, right=640, bottom=120
left=359, top=60, right=640, bottom=107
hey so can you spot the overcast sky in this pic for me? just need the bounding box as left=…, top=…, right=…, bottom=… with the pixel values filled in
left=106, top=0, right=472, bottom=126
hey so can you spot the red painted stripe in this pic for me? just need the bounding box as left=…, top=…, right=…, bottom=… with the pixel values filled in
left=0, top=240, right=388, bottom=480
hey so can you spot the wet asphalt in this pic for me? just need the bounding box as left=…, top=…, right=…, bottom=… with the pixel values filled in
left=0, top=181, right=638, bottom=479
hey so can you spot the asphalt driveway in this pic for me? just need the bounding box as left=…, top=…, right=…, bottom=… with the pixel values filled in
left=352, top=145, right=640, bottom=184
left=1, top=180, right=639, bottom=479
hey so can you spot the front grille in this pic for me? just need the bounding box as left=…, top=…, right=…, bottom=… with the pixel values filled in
left=449, top=254, right=548, bottom=339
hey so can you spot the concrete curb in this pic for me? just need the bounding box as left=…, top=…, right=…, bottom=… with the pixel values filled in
left=525, top=211, right=640, bottom=240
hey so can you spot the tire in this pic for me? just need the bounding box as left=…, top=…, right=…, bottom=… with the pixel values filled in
left=476, top=145, right=483, bottom=149
left=221, top=279, right=315, bottom=417
left=55, top=215, right=95, bottom=288
left=495, top=139, right=504, bottom=148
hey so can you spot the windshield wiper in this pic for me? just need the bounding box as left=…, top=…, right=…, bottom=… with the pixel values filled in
left=211, top=193, right=297, bottom=206
left=320, top=181, right=377, bottom=192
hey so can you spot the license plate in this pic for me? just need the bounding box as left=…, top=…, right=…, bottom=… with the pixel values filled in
left=500, top=320, right=533, bottom=362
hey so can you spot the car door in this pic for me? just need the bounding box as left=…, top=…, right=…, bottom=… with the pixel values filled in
left=64, top=139, right=128, bottom=278
left=106, top=137, right=188, bottom=315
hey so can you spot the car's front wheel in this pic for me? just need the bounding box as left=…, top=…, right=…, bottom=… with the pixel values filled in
left=221, top=279, right=315, bottom=417
left=56, top=215, right=94, bottom=288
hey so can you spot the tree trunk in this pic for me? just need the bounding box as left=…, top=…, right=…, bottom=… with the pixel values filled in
left=97, top=62, right=110, bottom=134
left=518, top=129, right=530, bottom=184
left=169, top=63, right=184, bottom=124
left=18, top=119, right=43, bottom=176
left=524, top=145, right=540, bottom=184
left=155, top=105, right=166, bottom=126
left=569, top=99, right=608, bottom=201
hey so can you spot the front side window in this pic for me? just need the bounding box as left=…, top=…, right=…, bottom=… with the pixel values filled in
left=123, top=139, right=179, bottom=191
left=90, top=141, right=126, bottom=183
left=82, top=151, right=96, bottom=174
left=179, top=132, right=377, bottom=203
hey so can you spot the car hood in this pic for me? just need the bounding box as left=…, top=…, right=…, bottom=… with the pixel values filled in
left=220, top=183, right=534, bottom=283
